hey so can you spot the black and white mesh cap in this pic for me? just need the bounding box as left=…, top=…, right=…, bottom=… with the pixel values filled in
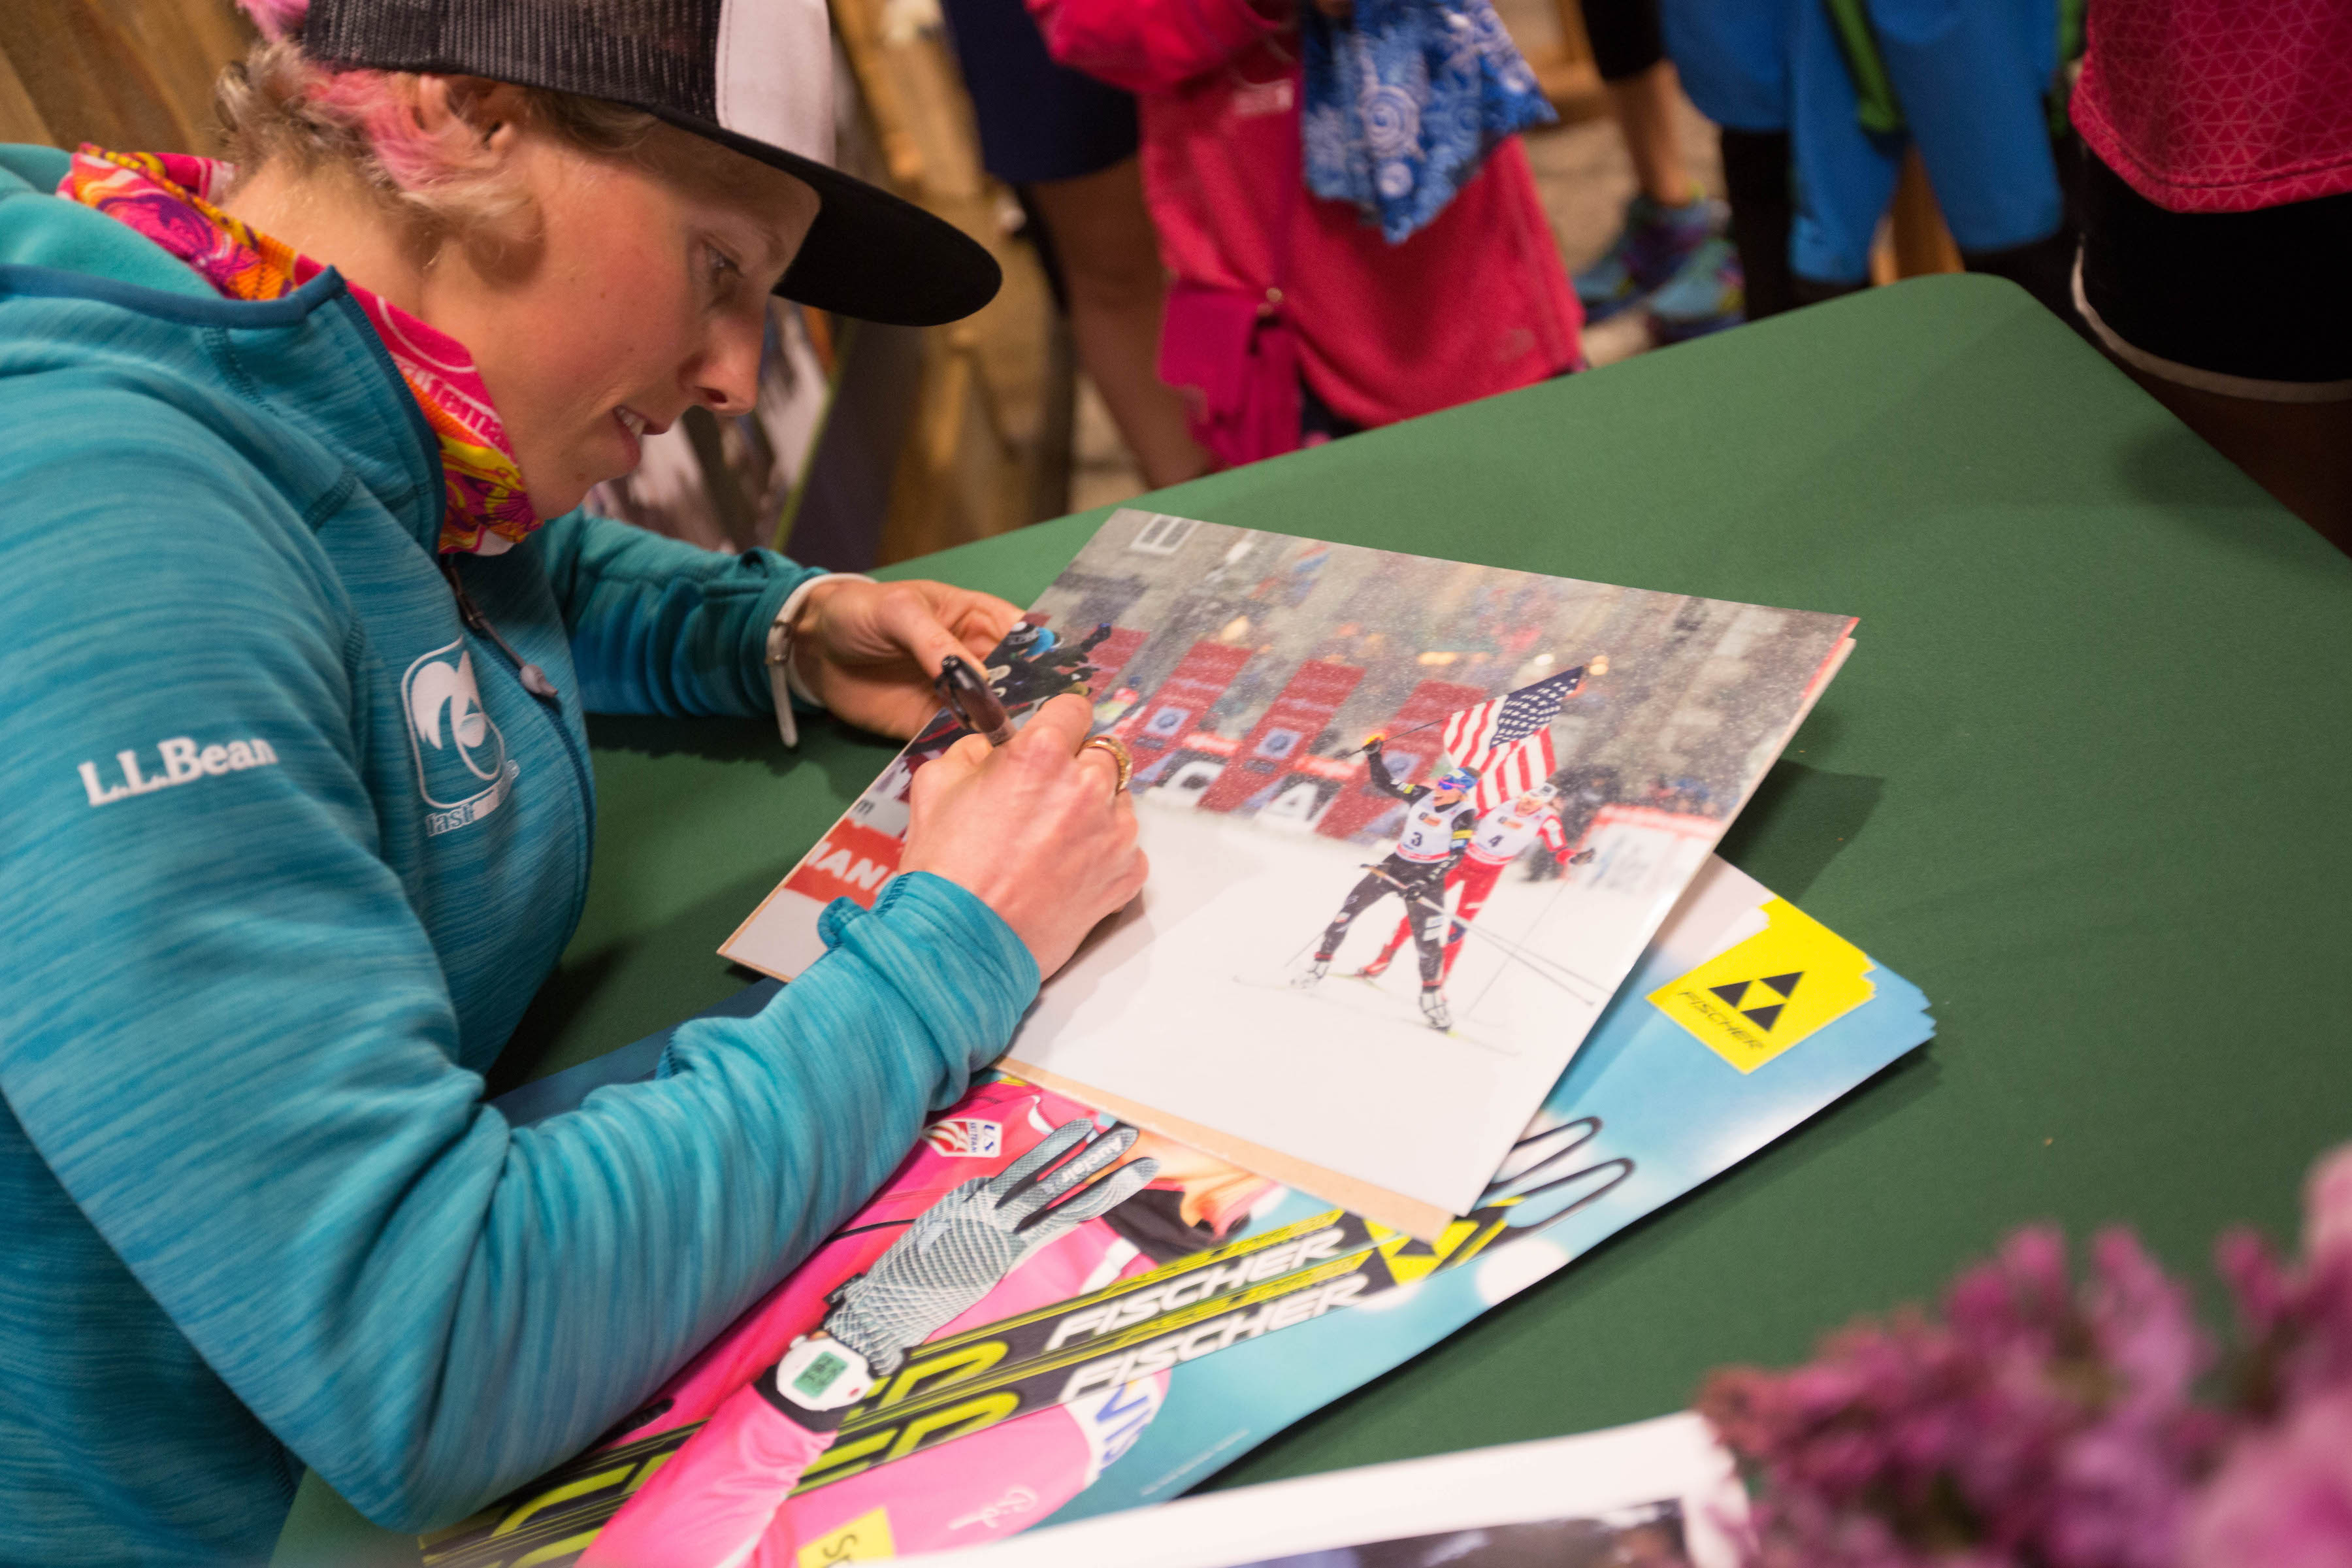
left=301, top=0, right=1002, bottom=326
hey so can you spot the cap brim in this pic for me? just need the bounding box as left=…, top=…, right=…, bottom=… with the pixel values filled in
left=653, top=110, right=1001, bottom=327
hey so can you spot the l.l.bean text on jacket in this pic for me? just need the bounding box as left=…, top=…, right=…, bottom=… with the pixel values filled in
left=78, top=736, right=280, bottom=807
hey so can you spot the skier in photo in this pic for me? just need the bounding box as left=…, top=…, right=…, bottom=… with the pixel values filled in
left=1359, top=785, right=1593, bottom=984
left=899, top=621, right=1118, bottom=760
left=570, top=1082, right=1277, bottom=1568
left=1524, top=765, right=1618, bottom=882
left=1293, top=734, right=1480, bottom=1030
left=992, top=621, right=1115, bottom=709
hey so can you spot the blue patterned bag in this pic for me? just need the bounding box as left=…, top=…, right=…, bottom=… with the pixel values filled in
left=1301, top=0, right=1556, bottom=244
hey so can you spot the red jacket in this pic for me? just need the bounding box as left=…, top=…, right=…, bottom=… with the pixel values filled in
left=1028, top=0, right=1582, bottom=430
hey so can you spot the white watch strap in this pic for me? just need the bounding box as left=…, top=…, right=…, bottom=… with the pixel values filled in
left=766, top=573, right=875, bottom=747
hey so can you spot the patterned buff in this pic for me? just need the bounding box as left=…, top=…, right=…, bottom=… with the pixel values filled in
left=1300, top=0, right=1555, bottom=244
left=61, top=147, right=540, bottom=555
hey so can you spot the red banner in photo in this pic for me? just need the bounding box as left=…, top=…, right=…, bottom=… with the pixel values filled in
left=1117, top=641, right=1254, bottom=770
left=1198, top=659, right=1365, bottom=813
left=781, top=819, right=906, bottom=910
left=1079, top=627, right=1147, bottom=689
left=1315, top=677, right=1487, bottom=842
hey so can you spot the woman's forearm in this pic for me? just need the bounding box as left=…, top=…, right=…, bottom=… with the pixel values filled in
left=540, top=507, right=816, bottom=719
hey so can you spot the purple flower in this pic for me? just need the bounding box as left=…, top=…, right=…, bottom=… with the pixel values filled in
left=2181, top=1387, right=2352, bottom=1568
left=1700, top=1147, right=2352, bottom=1568
left=2304, top=1145, right=2352, bottom=1265
left=1701, top=1226, right=2219, bottom=1568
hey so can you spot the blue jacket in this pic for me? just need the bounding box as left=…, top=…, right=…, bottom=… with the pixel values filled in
left=0, top=143, right=1038, bottom=1562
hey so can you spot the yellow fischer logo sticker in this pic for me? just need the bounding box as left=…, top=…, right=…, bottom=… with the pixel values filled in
left=1648, top=898, right=1874, bottom=1073
left=798, top=1507, right=896, bottom=1568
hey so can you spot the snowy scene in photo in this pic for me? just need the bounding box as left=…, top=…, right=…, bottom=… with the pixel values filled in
left=725, top=510, right=1854, bottom=1215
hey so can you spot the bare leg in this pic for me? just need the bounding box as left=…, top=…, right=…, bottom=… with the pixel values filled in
left=1605, top=62, right=1695, bottom=208
left=1026, top=159, right=1211, bottom=490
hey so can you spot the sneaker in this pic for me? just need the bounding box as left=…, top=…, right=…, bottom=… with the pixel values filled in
left=1419, top=989, right=1452, bottom=1030
left=1646, top=237, right=1745, bottom=343
left=1292, top=959, right=1330, bottom=989
left=1574, top=195, right=1723, bottom=325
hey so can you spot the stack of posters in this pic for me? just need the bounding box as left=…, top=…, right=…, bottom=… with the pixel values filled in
left=417, top=513, right=1921, bottom=1566
left=725, top=510, right=1857, bottom=1233
left=424, top=858, right=1931, bottom=1567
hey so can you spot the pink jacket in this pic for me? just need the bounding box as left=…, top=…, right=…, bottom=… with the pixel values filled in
left=1028, top=0, right=1582, bottom=430
left=2072, top=0, right=2352, bottom=212
left=580, top=1082, right=1175, bottom=1568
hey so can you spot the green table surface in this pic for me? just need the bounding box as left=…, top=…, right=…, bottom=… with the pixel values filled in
left=276, top=275, right=2352, bottom=1562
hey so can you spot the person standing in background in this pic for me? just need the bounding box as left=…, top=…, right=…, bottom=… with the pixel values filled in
left=1570, top=0, right=1744, bottom=342
left=1657, top=0, right=1795, bottom=320
left=937, top=0, right=1212, bottom=489
left=1028, top=0, right=1583, bottom=468
left=1786, top=0, right=2078, bottom=318
left=1663, top=0, right=2080, bottom=327
left=2068, top=0, right=2352, bottom=547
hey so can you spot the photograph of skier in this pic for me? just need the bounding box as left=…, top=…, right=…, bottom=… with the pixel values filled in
left=1293, top=736, right=1481, bottom=1030
left=726, top=510, right=1855, bottom=1217
left=1359, top=785, right=1597, bottom=991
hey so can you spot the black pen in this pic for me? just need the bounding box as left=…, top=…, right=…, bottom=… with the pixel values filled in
left=933, top=654, right=1016, bottom=747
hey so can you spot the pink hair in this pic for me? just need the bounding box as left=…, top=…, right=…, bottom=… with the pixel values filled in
left=220, top=0, right=655, bottom=231
left=232, top=0, right=485, bottom=198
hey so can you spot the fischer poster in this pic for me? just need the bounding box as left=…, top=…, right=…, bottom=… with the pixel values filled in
left=725, top=510, right=1855, bottom=1219
left=427, top=859, right=1929, bottom=1568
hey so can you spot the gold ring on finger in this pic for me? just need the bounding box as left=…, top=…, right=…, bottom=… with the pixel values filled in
left=1080, top=734, right=1133, bottom=794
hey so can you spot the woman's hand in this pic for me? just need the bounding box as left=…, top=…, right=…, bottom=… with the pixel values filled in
left=791, top=578, right=1025, bottom=741
left=900, top=694, right=1148, bottom=980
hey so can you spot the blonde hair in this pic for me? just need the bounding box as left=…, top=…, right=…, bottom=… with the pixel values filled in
left=215, top=1, right=660, bottom=237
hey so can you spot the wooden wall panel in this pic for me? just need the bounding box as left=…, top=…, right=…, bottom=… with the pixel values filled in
left=828, top=0, right=1070, bottom=563
left=0, top=0, right=247, bottom=154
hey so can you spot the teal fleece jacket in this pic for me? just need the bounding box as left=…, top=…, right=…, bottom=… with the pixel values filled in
left=0, top=144, right=1038, bottom=1562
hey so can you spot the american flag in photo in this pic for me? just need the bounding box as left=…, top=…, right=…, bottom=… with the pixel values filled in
left=1467, top=731, right=1556, bottom=812
left=1440, top=668, right=1584, bottom=811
